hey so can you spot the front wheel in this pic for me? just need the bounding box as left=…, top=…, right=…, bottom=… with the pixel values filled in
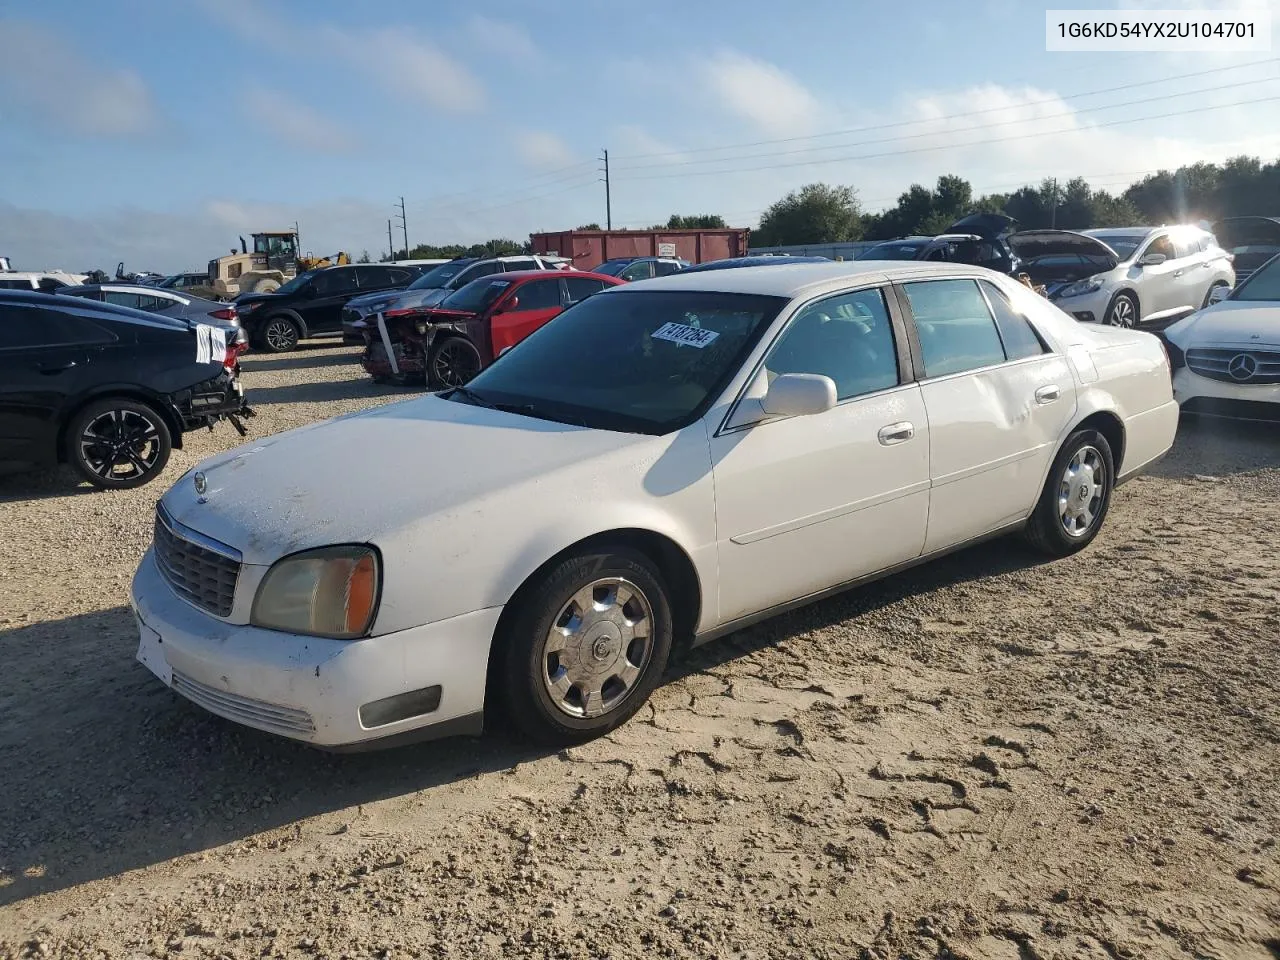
left=428, top=337, right=482, bottom=389
left=259, top=316, right=301, bottom=353
left=66, top=398, right=172, bottom=490
left=1104, top=292, right=1138, bottom=328
left=1024, top=428, right=1115, bottom=557
left=497, top=548, right=674, bottom=746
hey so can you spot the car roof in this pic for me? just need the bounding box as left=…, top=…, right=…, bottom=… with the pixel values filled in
left=0, top=288, right=190, bottom=325
left=71, top=283, right=184, bottom=295
left=606, top=260, right=979, bottom=298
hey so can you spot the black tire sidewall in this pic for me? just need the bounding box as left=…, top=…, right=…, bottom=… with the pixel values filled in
left=1030, top=428, right=1115, bottom=555
left=261, top=316, right=300, bottom=353
left=428, top=337, right=481, bottom=388
left=67, top=398, right=173, bottom=490
left=499, top=549, right=674, bottom=745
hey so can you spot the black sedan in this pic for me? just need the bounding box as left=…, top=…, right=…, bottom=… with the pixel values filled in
left=0, top=290, right=251, bottom=490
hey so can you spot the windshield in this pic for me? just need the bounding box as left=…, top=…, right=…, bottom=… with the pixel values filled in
left=1230, top=254, right=1280, bottom=301
left=272, top=270, right=319, bottom=296
left=455, top=290, right=787, bottom=433
left=860, top=242, right=927, bottom=260
left=592, top=260, right=632, bottom=276
left=408, top=260, right=474, bottom=290
left=440, top=277, right=513, bottom=313
left=1089, top=234, right=1145, bottom=259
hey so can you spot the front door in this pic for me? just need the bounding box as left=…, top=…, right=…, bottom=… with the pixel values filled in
left=710, top=286, right=931, bottom=623
left=489, top=277, right=567, bottom=355
left=1134, top=233, right=1180, bottom=319
left=304, top=268, right=360, bottom=333
left=899, top=277, right=1076, bottom=553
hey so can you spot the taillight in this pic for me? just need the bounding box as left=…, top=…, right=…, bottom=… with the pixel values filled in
left=210, top=307, right=237, bottom=321
left=223, top=339, right=247, bottom=371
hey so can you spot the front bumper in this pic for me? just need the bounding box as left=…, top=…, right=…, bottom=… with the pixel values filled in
left=130, top=550, right=497, bottom=748
left=1049, top=288, right=1108, bottom=324
left=1173, top=366, right=1280, bottom=421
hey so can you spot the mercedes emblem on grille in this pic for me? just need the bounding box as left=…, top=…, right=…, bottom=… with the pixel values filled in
left=1228, top=353, right=1258, bottom=382
left=193, top=471, right=208, bottom=502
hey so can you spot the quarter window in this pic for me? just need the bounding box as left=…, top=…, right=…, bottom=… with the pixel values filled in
left=764, top=288, right=900, bottom=400
left=654, top=260, right=683, bottom=277
left=903, top=279, right=1007, bottom=378
left=979, top=280, right=1047, bottom=361
left=513, top=279, right=562, bottom=311
left=103, top=291, right=143, bottom=310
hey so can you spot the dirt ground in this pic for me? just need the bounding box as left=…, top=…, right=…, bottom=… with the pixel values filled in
left=1, top=343, right=1277, bottom=960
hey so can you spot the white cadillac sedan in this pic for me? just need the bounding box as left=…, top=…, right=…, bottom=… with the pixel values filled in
left=1162, top=252, right=1280, bottom=422
left=130, top=263, right=1179, bottom=750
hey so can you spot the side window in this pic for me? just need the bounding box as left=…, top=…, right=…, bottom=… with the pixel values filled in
left=103, top=291, right=143, bottom=310
left=1171, top=235, right=1197, bottom=259
left=38, top=278, right=66, bottom=292
left=654, top=260, right=683, bottom=277
left=621, top=261, right=653, bottom=281
left=505, top=259, right=540, bottom=272
left=565, top=277, right=605, bottom=302
left=314, top=269, right=359, bottom=295
left=0, top=306, right=113, bottom=348
left=979, top=280, right=1047, bottom=361
left=903, top=279, right=1007, bottom=378
left=355, top=265, right=392, bottom=288
left=387, top=267, right=414, bottom=285
left=513, top=279, right=562, bottom=311
left=466, top=262, right=502, bottom=282
left=764, top=288, right=900, bottom=401
left=0, top=279, right=32, bottom=290
left=1145, top=235, right=1175, bottom=260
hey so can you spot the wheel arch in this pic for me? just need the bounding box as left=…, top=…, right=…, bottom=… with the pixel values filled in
left=262, top=308, right=308, bottom=339
left=56, top=388, right=185, bottom=463
left=1108, top=287, right=1141, bottom=322
left=1070, top=408, right=1126, bottom=475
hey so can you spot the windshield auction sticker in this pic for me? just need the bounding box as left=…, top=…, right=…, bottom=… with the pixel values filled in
left=651, top=322, right=720, bottom=348
left=1046, top=9, right=1270, bottom=51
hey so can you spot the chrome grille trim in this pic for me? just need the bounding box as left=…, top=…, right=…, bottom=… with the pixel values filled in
left=172, top=671, right=316, bottom=736
left=1186, top=347, right=1280, bottom=385
left=154, top=503, right=241, bottom=617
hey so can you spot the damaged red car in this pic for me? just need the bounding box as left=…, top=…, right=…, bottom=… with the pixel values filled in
left=359, top=270, right=623, bottom=387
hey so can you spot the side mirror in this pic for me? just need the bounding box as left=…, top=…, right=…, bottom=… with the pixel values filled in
left=1139, top=253, right=1167, bottom=266
left=496, top=296, right=518, bottom=313
left=1208, top=285, right=1230, bottom=304
left=761, top=373, right=837, bottom=418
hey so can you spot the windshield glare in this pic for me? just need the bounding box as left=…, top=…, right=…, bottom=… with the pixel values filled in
left=408, top=261, right=473, bottom=290
left=1230, top=254, right=1280, bottom=301
left=273, top=270, right=318, bottom=295
left=457, top=290, right=787, bottom=433
left=441, top=277, right=512, bottom=313
left=1090, top=234, right=1145, bottom=259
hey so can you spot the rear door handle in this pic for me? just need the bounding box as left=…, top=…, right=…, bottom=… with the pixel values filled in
left=878, top=422, right=914, bottom=445
left=37, top=360, right=77, bottom=374
left=1035, top=384, right=1060, bottom=404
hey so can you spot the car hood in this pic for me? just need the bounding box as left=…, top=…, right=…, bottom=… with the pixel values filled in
left=159, top=395, right=661, bottom=567
left=1163, top=300, right=1280, bottom=349
left=945, top=213, right=1018, bottom=239
left=345, top=287, right=411, bottom=312
left=1212, top=216, right=1280, bottom=248
left=1007, top=230, right=1120, bottom=268
left=234, top=292, right=282, bottom=308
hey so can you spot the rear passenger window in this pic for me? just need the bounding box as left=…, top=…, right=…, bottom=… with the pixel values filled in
left=903, top=279, right=1006, bottom=378
left=0, top=306, right=114, bottom=348
left=620, top=261, right=653, bottom=282
left=104, top=291, right=142, bottom=310
left=654, top=260, right=683, bottom=277
left=565, top=277, right=605, bottom=302
left=765, top=287, right=900, bottom=400
left=979, top=280, right=1047, bottom=361
left=514, top=279, right=562, bottom=310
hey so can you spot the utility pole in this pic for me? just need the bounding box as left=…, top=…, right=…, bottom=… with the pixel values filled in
left=1050, top=177, right=1058, bottom=229
left=387, top=220, right=394, bottom=262
left=394, top=197, right=408, bottom=260
left=599, top=149, right=612, bottom=230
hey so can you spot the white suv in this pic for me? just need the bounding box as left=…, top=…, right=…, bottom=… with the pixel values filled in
left=1055, top=226, right=1234, bottom=327
left=0, top=270, right=87, bottom=293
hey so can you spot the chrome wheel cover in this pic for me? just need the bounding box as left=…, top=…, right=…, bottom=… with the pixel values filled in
left=1059, top=444, right=1106, bottom=538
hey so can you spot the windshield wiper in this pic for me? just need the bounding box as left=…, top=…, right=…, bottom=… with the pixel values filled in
left=447, top=385, right=495, bottom=408
left=491, top=400, right=590, bottom=428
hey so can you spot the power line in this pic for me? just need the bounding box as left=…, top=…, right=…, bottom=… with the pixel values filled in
left=619, top=95, right=1280, bottom=182
left=613, top=75, right=1280, bottom=173
left=612, top=57, right=1280, bottom=161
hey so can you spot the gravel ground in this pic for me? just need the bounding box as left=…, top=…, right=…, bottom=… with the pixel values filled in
left=1, top=341, right=1278, bottom=960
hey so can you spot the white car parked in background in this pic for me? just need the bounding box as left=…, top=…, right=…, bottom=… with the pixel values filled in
left=0, top=269, right=87, bottom=292
left=130, top=263, right=1179, bottom=750
left=1162, top=252, right=1280, bottom=422
left=1016, top=225, right=1234, bottom=328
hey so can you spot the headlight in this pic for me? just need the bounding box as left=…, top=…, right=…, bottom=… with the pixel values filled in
left=251, top=545, right=380, bottom=639
left=1057, top=278, right=1104, bottom=299
left=415, top=320, right=429, bottom=334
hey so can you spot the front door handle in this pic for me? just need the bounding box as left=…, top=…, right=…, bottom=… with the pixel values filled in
left=878, top=421, right=914, bottom=445
left=37, top=360, right=77, bottom=374
left=1035, top=384, right=1060, bottom=404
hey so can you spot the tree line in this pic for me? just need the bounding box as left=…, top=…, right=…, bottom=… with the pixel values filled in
left=750, top=155, right=1280, bottom=246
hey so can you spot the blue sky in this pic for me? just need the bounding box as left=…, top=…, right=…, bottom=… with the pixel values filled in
left=1, top=0, right=1277, bottom=272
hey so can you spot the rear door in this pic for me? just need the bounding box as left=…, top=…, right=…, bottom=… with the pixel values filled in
left=0, top=303, right=113, bottom=466
left=899, top=277, right=1075, bottom=553
left=489, top=277, right=567, bottom=355
left=356, top=264, right=415, bottom=293
left=305, top=267, right=361, bottom=333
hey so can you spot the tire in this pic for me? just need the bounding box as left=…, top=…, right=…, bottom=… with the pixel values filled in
left=1104, top=291, right=1138, bottom=328
left=428, top=336, right=482, bottom=389
left=1024, top=428, right=1115, bottom=557
left=66, top=398, right=172, bottom=490
left=497, top=548, right=674, bottom=746
left=1202, top=281, right=1229, bottom=309
left=259, top=315, right=301, bottom=353
left=247, top=278, right=280, bottom=295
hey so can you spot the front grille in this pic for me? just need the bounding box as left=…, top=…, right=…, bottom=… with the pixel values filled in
left=1186, top=347, right=1280, bottom=385
left=342, top=308, right=360, bottom=325
left=172, top=671, right=316, bottom=737
left=153, top=505, right=241, bottom=617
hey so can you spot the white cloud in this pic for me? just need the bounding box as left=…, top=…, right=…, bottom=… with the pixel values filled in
left=613, top=125, right=687, bottom=163
left=699, top=50, right=824, bottom=136
left=515, top=130, right=576, bottom=169
left=463, top=16, right=541, bottom=63
left=0, top=20, right=159, bottom=137
left=246, top=89, right=350, bottom=154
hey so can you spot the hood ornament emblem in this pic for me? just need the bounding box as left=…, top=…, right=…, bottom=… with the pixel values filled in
left=193, top=471, right=208, bottom=503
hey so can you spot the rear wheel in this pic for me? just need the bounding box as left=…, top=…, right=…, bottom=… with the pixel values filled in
left=1104, top=292, right=1138, bottom=328
left=428, top=337, right=482, bottom=389
left=260, top=316, right=301, bottom=353
left=66, top=398, right=172, bottom=490
left=1024, top=428, right=1115, bottom=557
